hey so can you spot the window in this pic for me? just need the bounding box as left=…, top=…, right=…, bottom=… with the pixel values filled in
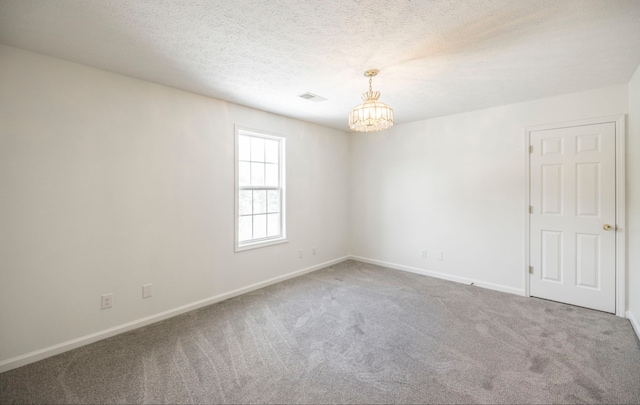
left=235, top=127, right=286, bottom=251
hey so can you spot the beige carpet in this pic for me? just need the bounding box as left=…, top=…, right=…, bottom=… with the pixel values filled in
left=1, top=260, right=639, bottom=404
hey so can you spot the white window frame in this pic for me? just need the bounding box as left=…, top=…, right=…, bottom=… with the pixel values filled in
left=234, top=126, right=287, bottom=252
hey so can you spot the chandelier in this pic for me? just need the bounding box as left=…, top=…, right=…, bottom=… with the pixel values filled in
left=348, top=69, right=394, bottom=132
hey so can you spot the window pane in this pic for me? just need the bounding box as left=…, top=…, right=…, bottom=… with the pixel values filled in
left=267, top=190, right=279, bottom=213
left=253, top=214, right=267, bottom=239
left=239, top=162, right=250, bottom=186
left=253, top=190, right=266, bottom=214
left=265, top=163, right=278, bottom=187
left=251, top=137, right=265, bottom=162
left=265, top=140, right=279, bottom=163
left=267, top=213, right=280, bottom=237
left=239, top=190, right=252, bottom=215
left=251, top=162, right=265, bottom=186
left=238, top=135, right=251, bottom=161
left=239, top=216, right=252, bottom=242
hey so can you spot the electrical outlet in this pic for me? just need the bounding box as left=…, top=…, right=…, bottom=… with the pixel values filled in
left=142, top=283, right=152, bottom=298
left=421, top=249, right=427, bottom=259
left=312, top=246, right=317, bottom=255
left=298, top=249, right=303, bottom=258
left=101, top=293, right=113, bottom=310
left=434, top=250, right=444, bottom=261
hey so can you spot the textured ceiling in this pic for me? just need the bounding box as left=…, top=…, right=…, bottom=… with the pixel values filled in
left=1, top=0, right=640, bottom=131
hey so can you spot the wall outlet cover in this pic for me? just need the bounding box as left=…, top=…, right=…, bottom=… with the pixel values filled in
left=101, top=293, right=113, bottom=309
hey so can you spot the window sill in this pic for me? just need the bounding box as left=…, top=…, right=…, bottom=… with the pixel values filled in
left=235, top=238, right=288, bottom=252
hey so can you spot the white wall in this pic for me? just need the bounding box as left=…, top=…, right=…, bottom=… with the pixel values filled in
left=0, top=45, right=350, bottom=367
left=628, top=64, right=640, bottom=334
left=350, top=85, right=629, bottom=295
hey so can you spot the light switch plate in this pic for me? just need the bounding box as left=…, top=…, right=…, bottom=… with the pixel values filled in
left=142, top=283, right=152, bottom=298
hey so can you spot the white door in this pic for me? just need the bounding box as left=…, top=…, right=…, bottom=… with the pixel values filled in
left=529, top=122, right=616, bottom=313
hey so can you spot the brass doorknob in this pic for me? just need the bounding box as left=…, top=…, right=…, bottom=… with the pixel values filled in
left=603, top=224, right=613, bottom=231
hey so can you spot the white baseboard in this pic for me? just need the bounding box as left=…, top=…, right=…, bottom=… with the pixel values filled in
left=0, top=256, right=350, bottom=374
left=627, top=311, right=640, bottom=341
left=349, top=255, right=525, bottom=297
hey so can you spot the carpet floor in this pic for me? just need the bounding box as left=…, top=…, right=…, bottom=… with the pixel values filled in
left=1, top=260, right=639, bottom=404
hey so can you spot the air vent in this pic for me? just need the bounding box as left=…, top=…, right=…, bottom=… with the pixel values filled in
left=298, top=92, right=327, bottom=102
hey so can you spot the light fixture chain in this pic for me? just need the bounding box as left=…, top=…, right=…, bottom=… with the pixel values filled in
left=369, top=76, right=372, bottom=93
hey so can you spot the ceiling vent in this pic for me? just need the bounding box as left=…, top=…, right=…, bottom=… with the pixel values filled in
left=298, top=92, right=327, bottom=102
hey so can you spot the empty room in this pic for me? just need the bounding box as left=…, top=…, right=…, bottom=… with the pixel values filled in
left=1, top=0, right=640, bottom=403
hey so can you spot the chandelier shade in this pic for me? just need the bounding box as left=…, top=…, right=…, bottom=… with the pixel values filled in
left=348, top=69, right=394, bottom=132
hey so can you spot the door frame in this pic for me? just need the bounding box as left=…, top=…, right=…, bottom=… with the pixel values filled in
left=523, top=115, right=626, bottom=317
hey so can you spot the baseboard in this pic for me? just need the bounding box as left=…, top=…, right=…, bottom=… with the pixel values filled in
left=0, top=256, right=350, bottom=374
left=349, top=255, right=525, bottom=297
left=627, top=311, right=640, bottom=341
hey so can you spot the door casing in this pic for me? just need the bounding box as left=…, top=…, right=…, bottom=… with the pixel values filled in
left=524, top=115, right=626, bottom=317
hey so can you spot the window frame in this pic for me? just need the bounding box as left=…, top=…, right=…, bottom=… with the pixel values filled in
left=234, top=126, right=287, bottom=252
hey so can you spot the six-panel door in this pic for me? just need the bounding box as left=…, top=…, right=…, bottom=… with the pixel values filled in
left=529, top=122, right=616, bottom=313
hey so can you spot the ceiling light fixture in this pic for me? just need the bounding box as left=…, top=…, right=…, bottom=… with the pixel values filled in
left=348, top=69, right=394, bottom=132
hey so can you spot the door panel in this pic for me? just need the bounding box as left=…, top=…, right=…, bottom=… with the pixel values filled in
left=529, top=122, right=616, bottom=313
left=541, top=164, right=562, bottom=214
left=576, top=163, right=599, bottom=216
left=576, top=233, right=599, bottom=289
left=541, top=231, right=562, bottom=282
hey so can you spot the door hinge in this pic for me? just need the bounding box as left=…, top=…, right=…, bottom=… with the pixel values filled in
left=529, top=205, right=533, bottom=214
left=529, top=266, right=533, bottom=274
left=529, top=145, right=533, bottom=154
